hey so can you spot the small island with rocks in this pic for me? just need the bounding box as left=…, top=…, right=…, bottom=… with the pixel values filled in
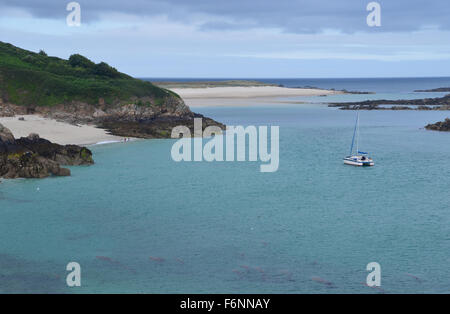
left=327, top=93, right=450, bottom=131
left=328, top=94, right=450, bottom=110
left=425, top=118, right=450, bottom=131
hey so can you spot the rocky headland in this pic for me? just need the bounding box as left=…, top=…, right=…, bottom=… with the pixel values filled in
left=425, top=118, right=450, bottom=131
left=0, top=123, right=93, bottom=179
left=0, top=41, right=225, bottom=140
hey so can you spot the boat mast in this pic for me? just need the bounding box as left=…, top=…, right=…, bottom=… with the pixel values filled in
left=356, top=111, right=360, bottom=155
left=349, top=112, right=359, bottom=156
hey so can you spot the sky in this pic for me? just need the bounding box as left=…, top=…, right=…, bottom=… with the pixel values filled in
left=0, top=0, right=450, bottom=78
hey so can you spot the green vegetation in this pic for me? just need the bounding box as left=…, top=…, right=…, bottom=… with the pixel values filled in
left=7, top=152, right=23, bottom=160
left=80, top=148, right=93, bottom=162
left=0, top=41, right=178, bottom=107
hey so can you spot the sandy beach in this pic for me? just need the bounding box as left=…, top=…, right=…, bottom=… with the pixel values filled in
left=172, top=86, right=340, bottom=99
left=0, top=115, right=123, bottom=146
left=172, top=86, right=341, bottom=107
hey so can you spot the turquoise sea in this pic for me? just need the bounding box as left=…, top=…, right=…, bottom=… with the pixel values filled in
left=1, top=78, right=449, bottom=293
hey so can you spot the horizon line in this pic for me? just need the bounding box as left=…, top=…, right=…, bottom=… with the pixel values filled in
left=140, top=76, right=450, bottom=80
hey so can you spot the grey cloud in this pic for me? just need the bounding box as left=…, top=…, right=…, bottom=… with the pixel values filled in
left=1, top=0, right=449, bottom=33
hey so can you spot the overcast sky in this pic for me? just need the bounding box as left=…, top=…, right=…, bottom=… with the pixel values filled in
left=1, top=0, right=449, bottom=78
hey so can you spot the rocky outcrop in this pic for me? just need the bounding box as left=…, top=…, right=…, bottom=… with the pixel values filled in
left=95, top=97, right=225, bottom=138
left=425, top=118, right=450, bottom=131
left=290, top=86, right=373, bottom=94
left=329, top=94, right=450, bottom=110
left=99, top=113, right=225, bottom=139
left=0, top=124, right=93, bottom=179
left=0, top=94, right=189, bottom=122
left=0, top=123, right=15, bottom=143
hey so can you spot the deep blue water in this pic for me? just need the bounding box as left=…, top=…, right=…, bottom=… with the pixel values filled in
left=0, top=78, right=449, bottom=293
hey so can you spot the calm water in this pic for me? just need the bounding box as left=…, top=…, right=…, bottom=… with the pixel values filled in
left=1, top=78, right=450, bottom=293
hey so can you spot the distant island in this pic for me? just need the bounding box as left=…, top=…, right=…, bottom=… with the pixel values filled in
left=0, top=41, right=224, bottom=139
left=414, top=87, right=450, bottom=92
left=290, top=86, right=374, bottom=95
left=327, top=94, right=450, bottom=131
left=153, top=80, right=280, bottom=89
left=153, top=81, right=373, bottom=95
left=328, top=94, right=450, bottom=110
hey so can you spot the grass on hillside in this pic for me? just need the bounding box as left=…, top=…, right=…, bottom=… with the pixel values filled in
left=0, top=41, right=178, bottom=107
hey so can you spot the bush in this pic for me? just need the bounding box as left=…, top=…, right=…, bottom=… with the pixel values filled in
left=93, top=62, right=121, bottom=78
left=68, top=54, right=95, bottom=69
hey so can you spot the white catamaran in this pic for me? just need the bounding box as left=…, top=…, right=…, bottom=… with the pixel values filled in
left=343, top=112, right=374, bottom=167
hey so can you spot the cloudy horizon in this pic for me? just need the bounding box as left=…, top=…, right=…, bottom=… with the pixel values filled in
left=1, top=0, right=450, bottom=78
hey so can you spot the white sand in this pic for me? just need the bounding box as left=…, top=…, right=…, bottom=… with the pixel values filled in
left=0, top=115, right=123, bottom=146
left=172, top=86, right=340, bottom=99
left=171, top=86, right=341, bottom=107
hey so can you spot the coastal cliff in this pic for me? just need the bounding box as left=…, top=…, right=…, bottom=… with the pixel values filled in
left=0, top=123, right=93, bottom=179
left=0, top=41, right=224, bottom=138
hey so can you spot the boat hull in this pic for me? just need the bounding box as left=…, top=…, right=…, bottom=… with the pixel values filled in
left=343, top=158, right=374, bottom=167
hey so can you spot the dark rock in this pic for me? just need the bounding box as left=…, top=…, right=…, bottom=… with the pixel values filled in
left=0, top=152, right=70, bottom=179
left=0, top=123, right=92, bottom=179
left=425, top=118, right=450, bottom=131
left=339, top=89, right=375, bottom=94
left=329, top=94, right=450, bottom=110
left=15, top=135, right=94, bottom=166
left=0, top=123, right=15, bottom=144
left=98, top=113, right=226, bottom=139
left=27, top=133, right=40, bottom=141
left=54, top=166, right=71, bottom=177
